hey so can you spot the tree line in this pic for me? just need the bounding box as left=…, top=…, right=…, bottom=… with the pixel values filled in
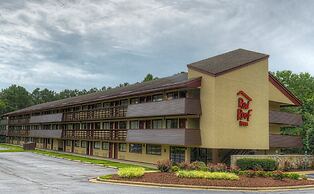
left=0, top=71, right=313, bottom=153
left=0, top=73, right=158, bottom=115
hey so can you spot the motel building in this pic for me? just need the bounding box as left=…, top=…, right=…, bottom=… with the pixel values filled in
left=0, top=49, right=303, bottom=164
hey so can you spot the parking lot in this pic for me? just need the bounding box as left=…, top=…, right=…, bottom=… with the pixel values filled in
left=0, top=152, right=314, bottom=194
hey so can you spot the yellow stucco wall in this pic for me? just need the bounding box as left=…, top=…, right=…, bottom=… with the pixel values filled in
left=93, top=148, right=109, bottom=158
left=269, top=82, right=294, bottom=105
left=74, top=147, right=86, bottom=155
left=53, top=139, right=59, bottom=150
left=118, top=144, right=170, bottom=164
left=188, top=59, right=269, bottom=149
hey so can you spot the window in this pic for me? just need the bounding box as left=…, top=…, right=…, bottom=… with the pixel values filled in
left=130, top=120, right=139, bottom=129
left=129, top=144, right=142, bottom=153
left=74, top=140, right=80, bottom=147
left=152, top=94, right=163, bottom=102
left=145, top=120, right=151, bottom=129
left=121, top=99, right=128, bottom=106
left=102, top=142, right=109, bottom=150
left=166, top=92, right=178, bottom=100
left=119, top=121, right=127, bottom=129
left=66, top=140, right=71, bottom=146
left=103, top=122, right=110, bottom=129
left=119, top=143, right=126, bottom=152
left=179, top=118, right=187, bottom=128
left=166, top=119, right=178, bottom=128
left=152, top=119, right=162, bottom=129
left=146, top=144, right=161, bottom=155
left=95, top=122, right=101, bottom=129
left=94, top=141, right=101, bottom=149
left=170, top=146, right=185, bottom=163
left=130, top=98, right=139, bottom=104
left=139, top=120, right=145, bottom=129
left=81, top=141, right=87, bottom=148
left=139, top=96, right=146, bottom=103
left=179, top=90, right=187, bottom=98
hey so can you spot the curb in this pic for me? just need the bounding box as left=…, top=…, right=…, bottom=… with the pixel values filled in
left=93, top=177, right=314, bottom=192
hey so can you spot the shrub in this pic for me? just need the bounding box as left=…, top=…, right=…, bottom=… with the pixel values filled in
left=171, top=166, right=179, bottom=172
left=157, top=159, right=172, bottom=172
left=236, top=158, right=277, bottom=171
left=117, top=167, right=145, bottom=178
left=256, top=170, right=268, bottom=177
left=229, top=166, right=240, bottom=174
left=207, top=163, right=228, bottom=172
left=178, top=162, right=193, bottom=170
left=244, top=170, right=256, bottom=178
left=176, top=170, right=239, bottom=180
left=272, top=170, right=284, bottom=180
left=284, top=173, right=301, bottom=180
left=191, top=161, right=207, bottom=171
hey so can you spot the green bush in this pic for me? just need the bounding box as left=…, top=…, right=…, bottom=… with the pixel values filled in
left=284, top=173, right=301, bottom=180
left=117, top=167, right=145, bottom=178
left=171, top=166, right=179, bottom=172
left=272, top=170, right=284, bottom=180
left=191, top=161, right=207, bottom=171
left=176, top=170, right=239, bottom=180
left=157, top=159, right=172, bottom=172
left=236, top=158, right=277, bottom=171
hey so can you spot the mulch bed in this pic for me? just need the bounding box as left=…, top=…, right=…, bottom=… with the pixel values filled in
left=110, top=172, right=314, bottom=187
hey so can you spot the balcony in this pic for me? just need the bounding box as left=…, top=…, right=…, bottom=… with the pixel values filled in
left=63, top=106, right=127, bottom=122
left=29, top=113, right=63, bottom=124
left=62, top=129, right=127, bottom=141
left=269, top=111, right=303, bottom=126
left=126, top=98, right=201, bottom=118
left=7, top=129, right=29, bottom=137
left=8, top=118, right=30, bottom=125
left=29, top=130, right=63, bottom=139
left=0, top=119, right=8, bottom=125
left=126, top=128, right=201, bottom=146
left=0, top=129, right=7, bottom=136
left=270, top=134, right=303, bottom=148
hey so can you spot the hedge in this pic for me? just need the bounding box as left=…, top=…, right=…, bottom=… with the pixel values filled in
left=236, top=158, right=277, bottom=171
left=176, top=170, right=239, bottom=180
left=117, top=167, right=145, bottom=178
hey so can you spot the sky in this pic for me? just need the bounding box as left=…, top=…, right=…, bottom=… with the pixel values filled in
left=0, top=0, right=313, bottom=91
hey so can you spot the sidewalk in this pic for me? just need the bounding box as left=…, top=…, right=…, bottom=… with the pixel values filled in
left=36, top=148, right=157, bottom=169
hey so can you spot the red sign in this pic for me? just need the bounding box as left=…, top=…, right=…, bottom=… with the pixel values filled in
left=237, top=91, right=252, bottom=126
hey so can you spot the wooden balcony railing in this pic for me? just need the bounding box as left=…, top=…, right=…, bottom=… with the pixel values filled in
left=62, top=129, right=127, bottom=141
left=63, top=106, right=127, bottom=122
left=8, top=118, right=30, bottom=125
left=0, top=130, right=7, bottom=136
left=7, top=129, right=30, bottom=137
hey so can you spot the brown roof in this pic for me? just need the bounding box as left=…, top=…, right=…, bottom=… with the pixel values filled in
left=4, top=73, right=201, bottom=116
left=187, top=48, right=269, bottom=76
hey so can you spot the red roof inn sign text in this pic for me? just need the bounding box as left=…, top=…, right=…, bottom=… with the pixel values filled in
left=237, top=91, right=252, bottom=126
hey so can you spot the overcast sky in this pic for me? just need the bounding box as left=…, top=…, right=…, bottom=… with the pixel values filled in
left=0, top=0, right=313, bottom=91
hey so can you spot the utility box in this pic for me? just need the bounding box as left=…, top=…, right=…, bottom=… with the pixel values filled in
left=23, top=142, right=36, bottom=150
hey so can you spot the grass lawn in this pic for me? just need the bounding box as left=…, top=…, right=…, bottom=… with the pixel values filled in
left=32, top=149, right=154, bottom=170
left=0, top=143, right=25, bottom=152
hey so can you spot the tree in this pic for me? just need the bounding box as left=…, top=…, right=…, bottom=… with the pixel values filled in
left=273, top=71, right=314, bottom=153
left=143, top=73, right=158, bottom=82
left=0, top=85, right=33, bottom=114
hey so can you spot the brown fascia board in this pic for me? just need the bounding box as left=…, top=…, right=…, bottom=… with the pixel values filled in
left=3, top=77, right=202, bottom=116
left=268, top=73, right=302, bottom=106
left=187, top=55, right=269, bottom=77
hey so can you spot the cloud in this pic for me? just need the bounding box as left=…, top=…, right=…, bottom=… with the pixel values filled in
left=0, top=0, right=313, bottom=91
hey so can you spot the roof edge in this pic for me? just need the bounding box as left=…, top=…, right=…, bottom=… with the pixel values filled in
left=3, top=77, right=202, bottom=116
left=187, top=55, right=269, bottom=77
left=268, top=73, right=302, bottom=106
